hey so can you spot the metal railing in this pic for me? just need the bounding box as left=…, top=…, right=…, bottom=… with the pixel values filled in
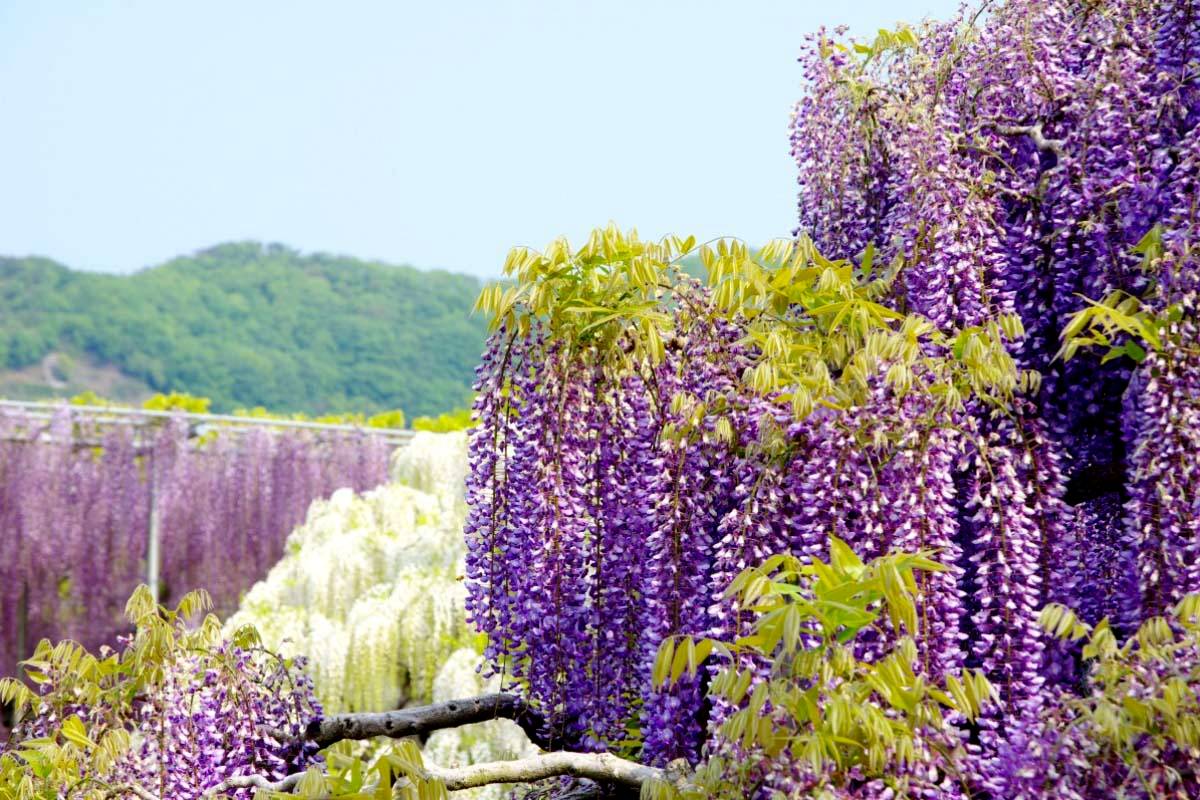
left=0, top=399, right=417, bottom=446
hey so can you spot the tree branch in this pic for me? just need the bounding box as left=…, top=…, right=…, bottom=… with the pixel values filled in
left=975, top=121, right=1069, bottom=199
left=214, top=695, right=658, bottom=797
left=422, top=752, right=664, bottom=791
left=983, top=122, right=1066, bottom=161
left=305, top=692, right=556, bottom=750
left=202, top=771, right=303, bottom=798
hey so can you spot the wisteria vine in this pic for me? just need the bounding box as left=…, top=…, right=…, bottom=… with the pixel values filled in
left=465, top=0, right=1200, bottom=794
left=0, top=408, right=394, bottom=683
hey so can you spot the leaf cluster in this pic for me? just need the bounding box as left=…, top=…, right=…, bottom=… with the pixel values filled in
left=476, top=226, right=1031, bottom=429
left=1057, top=225, right=1200, bottom=364
left=0, top=585, right=473, bottom=800
left=1038, top=594, right=1200, bottom=762
left=646, top=538, right=994, bottom=799
left=252, top=740, right=446, bottom=800
left=410, top=408, right=474, bottom=433
left=0, top=588, right=222, bottom=800
left=1060, top=289, right=1188, bottom=364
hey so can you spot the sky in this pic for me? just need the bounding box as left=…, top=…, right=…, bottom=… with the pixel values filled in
left=0, top=1, right=965, bottom=278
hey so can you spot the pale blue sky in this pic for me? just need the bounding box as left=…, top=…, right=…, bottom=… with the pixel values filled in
left=0, top=1, right=964, bottom=278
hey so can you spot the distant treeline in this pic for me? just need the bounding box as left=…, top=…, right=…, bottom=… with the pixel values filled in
left=0, top=242, right=489, bottom=417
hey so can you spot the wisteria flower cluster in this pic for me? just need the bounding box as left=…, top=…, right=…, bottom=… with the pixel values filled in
left=225, top=432, right=476, bottom=713
left=645, top=543, right=995, bottom=800
left=464, top=0, right=1200, bottom=793
left=466, top=225, right=1034, bottom=769
left=0, top=408, right=394, bottom=684
left=0, top=587, right=322, bottom=800
left=994, top=595, right=1200, bottom=799
left=790, top=0, right=1200, bottom=612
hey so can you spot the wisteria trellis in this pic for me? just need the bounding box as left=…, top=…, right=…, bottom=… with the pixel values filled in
left=464, top=0, right=1200, bottom=794
left=0, top=408, right=393, bottom=681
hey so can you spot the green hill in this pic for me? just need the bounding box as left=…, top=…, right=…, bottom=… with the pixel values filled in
left=0, top=242, right=489, bottom=417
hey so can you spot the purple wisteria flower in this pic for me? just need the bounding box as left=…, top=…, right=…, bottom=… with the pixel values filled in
left=467, top=1, right=1200, bottom=795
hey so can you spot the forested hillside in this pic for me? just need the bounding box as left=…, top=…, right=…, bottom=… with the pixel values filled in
left=0, top=242, right=487, bottom=416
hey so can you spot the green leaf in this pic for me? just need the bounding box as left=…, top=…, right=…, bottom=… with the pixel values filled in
left=652, top=637, right=675, bottom=688
left=670, top=637, right=693, bottom=685
left=828, top=536, right=865, bottom=574
left=59, top=715, right=94, bottom=749
left=1132, top=223, right=1163, bottom=257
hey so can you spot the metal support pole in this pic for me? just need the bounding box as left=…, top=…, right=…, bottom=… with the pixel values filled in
left=147, top=453, right=161, bottom=602
left=16, top=581, right=27, bottom=666
left=8, top=583, right=28, bottom=726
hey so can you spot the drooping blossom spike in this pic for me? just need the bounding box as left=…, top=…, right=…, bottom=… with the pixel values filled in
left=0, top=407, right=395, bottom=683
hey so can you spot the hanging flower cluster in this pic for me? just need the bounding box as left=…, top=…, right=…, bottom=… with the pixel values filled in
left=466, top=227, right=1035, bottom=768
left=645, top=544, right=996, bottom=800
left=0, top=408, right=393, bottom=683
left=0, top=588, right=322, bottom=800
left=111, top=644, right=322, bottom=799
left=225, top=432, right=476, bottom=713
left=789, top=0, right=1200, bottom=614
left=465, top=0, right=1200, bottom=786
left=992, top=596, right=1200, bottom=799
left=226, top=432, right=531, bottom=792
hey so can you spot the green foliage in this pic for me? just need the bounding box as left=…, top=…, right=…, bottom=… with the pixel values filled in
left=644, top=539, right=994, bottom=799
left=0, top=574, right=496, bottom=800
left=142, top=391, right=211, bottom=414
left=1058, top=225, right=1199, bottom=364
left=1038, top=594, right=1200, bottom=761
left=411, top=408, right=474, bottom=432
left=67, top=391, right=113, bottom=407
left=1059, top=289, right=1189, bottom=364
left=850, top=24, right=920, bottom=61
left=364, top=409, right=407, bottom=429
left=0, top=243, right=486, bottom=416
left=233, top=404, right=407, bottom=429
left=475, top=225, right=1031, bottom=427
left=0, top=588, right=224, bottom=799
left=375, top=741, right=449, bottom=800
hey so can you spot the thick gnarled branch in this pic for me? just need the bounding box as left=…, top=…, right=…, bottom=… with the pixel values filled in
left=423, top=751, right=663, bottom=791
left=986, top=122, right=1066, bottom=160
left=203, top=772, right=303, bottom=798
left=211, top=695, right=661, bottom=798
left=305, top=692, right=556, bottom=750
